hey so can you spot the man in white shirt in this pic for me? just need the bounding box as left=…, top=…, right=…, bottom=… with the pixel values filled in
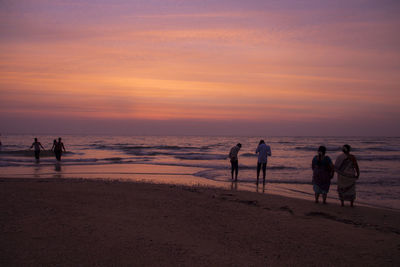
left=229, top=143, right=242, bottom=181
left=255, top=140, right=272, bottom=184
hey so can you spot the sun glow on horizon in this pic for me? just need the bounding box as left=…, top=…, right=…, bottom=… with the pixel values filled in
left=1, top=0, right=399, bottom=135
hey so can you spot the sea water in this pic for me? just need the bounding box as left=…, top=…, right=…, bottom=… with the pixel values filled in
left=1, top=135, right=399, bottom=209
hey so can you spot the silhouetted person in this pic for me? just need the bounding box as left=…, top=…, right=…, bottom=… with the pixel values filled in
left=228, top=143, right=242, bottom=181
left=255, top=140, right=271, bottom=184
left=335, top=144, right=360, bottom=207
left=312, top=146, right=334, bottom=204
left=54, top=137, right=66, bottom=161
left=30, top=138, right=45, bottom=161
left=51, top=139, right=57, bottom=151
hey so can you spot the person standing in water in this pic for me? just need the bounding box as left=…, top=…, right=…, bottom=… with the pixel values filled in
left=255, top=140, right=272, bottom=184
left=51, top=139, right=57, bottom=151
left=228, top=143, right=242, bottom=181
left=30, top=137, right=45, bottom=161
left=54, top=137, right=66, bottom=161
left=311, top=146, right=334, bottom=204
left=335, top=144, right=360, bottom=207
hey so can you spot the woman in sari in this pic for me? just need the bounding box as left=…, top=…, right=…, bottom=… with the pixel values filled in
left=312, top=146, right=334, bottom=204
left=335, top=144, right=360, bottom=207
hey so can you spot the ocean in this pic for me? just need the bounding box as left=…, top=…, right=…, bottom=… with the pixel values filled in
left=1, top=135, right=399, bottom=210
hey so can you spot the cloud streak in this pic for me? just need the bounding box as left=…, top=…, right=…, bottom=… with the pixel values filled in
left=0, top=0, right=399, bottom=135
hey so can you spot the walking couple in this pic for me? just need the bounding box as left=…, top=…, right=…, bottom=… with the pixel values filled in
left=30, top=137, right=66, bottom=161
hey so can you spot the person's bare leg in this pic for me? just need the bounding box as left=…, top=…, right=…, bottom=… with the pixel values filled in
left=256, top=163, right=260, bottom=184
left=315, top=193, right=319, bottom=203
left=261, top=163, right=266, bottom=185
left=341, top=200, right=344, bottom=207
left=235, top=167, right=238, bottom=181
left=322, top=194, right=327, bottom=204
left=350, top=200, right=354, bottom=207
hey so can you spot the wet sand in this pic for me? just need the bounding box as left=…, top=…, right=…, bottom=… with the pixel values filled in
left=1, top=178, right=399, bottom=266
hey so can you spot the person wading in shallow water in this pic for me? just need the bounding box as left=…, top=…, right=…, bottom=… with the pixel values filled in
left=51, top=139, right=57, bottom=151
left=335, top=144, right=360, bottom=207
left=311, top=146, right=334, bottom=204
left=54, top=137, right=66, bottom=161
left=30, top=138, right=45, bottom=161
left=229, top=143, right=242, bottom=181
left=255, top=140, right=272, bottom=185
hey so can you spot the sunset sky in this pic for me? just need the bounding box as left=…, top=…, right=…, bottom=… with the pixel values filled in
left=1, top=0, right=399, bottom=135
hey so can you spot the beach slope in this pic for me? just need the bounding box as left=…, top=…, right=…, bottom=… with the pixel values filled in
left=1, top=178, right=399, bottom=266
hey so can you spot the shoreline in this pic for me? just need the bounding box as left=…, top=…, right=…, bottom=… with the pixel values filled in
left=0, top=176, right=398, bottom=211
left=2, top=167, right=399, bottom=211
left=1, top=177, right=399, bottom=266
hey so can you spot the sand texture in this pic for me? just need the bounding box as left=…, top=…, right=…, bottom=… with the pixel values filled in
left=1, top=178, right=399, bottom=266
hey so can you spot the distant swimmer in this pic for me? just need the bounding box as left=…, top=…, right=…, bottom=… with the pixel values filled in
left=335, top=144, right=360, bottom=207
left=228, top=143, right=242, bottom=181
left=30, top=137, right=45, bottom=161
left=255, top=140, right=271, bottom=184
left=311, top=146, right=334, bottom=204
left=54, top=137, right=66, bottom=161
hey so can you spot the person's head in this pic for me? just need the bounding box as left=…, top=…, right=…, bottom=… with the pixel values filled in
left=53, top=139, right=57, bottom=143
left=237, top=143, right=242, bottom=148
left=342, top=144, right=351, bottom=154
left=259, top=139, right=265, bottom=145
left=58, top=137, right=62, bottom=142
left=34, top=138, right=37, bottom=142
left=318, top=146, right=326, bottom=156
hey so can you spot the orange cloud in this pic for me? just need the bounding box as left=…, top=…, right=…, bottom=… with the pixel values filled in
left=1, top=1, right=399, bottom=132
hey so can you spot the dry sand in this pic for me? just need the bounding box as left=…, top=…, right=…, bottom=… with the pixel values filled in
left=1, top=178, right=399, bottom=266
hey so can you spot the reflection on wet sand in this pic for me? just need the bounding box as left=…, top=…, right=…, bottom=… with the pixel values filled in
left=54, top=162, right=63, bottom=179
left=231, top=180, right=238, bottom=191
left=34, top=164, right=41, bottom=178
left=256, top=182, right=266, bottom=194
left=231, top=180, right=266, bottom=194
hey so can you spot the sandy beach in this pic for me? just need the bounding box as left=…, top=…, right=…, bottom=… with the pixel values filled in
left=1, top=178, right=399, bottom=266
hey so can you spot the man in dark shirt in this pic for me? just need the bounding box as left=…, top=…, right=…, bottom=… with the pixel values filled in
left=229, top=143, right=242, bottom=181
